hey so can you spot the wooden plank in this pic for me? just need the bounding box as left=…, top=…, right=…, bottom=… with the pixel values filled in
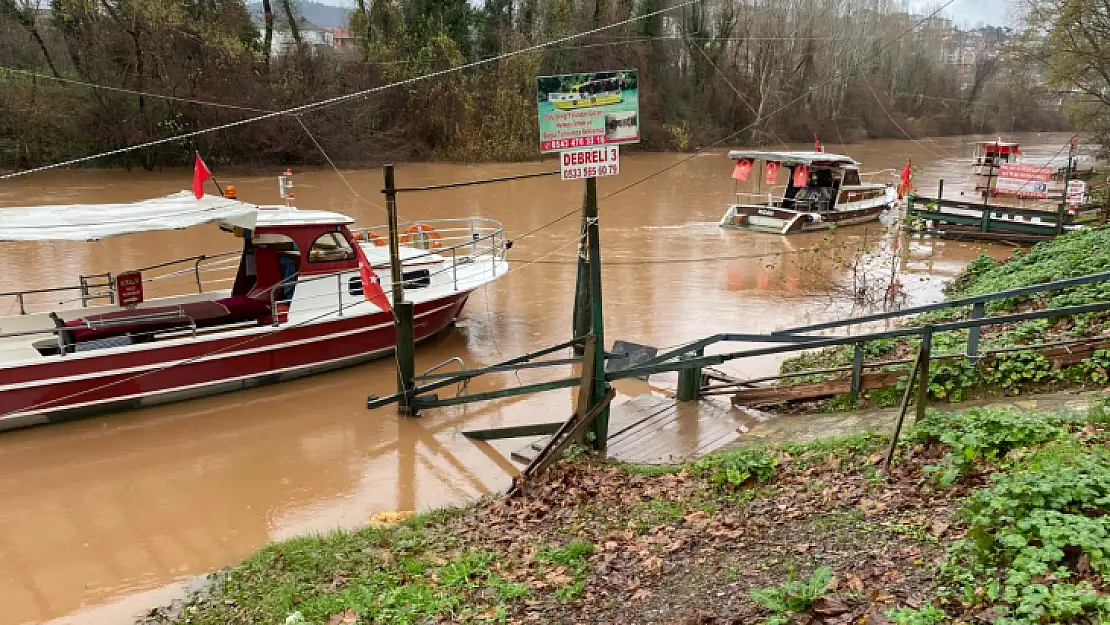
left=696, top=428, right=742, bottom=455
left=462, top=422, right=564, bottom=441
left=508, top=389, right=616, bottom=497
left=607, top=404, right=678, bottom=449
left=609, top=400, right=677, bottom=439
left=614, top=412, right=696, bottom=463
left=608, top=395, right=672, bottom=435
left=729, top=370, right=905, bottom=405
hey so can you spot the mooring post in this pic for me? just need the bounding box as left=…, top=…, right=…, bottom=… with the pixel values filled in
left=967, top=301, right=984, bottom=359
left=937, top=178, right=944, bottom=201
left=850, top=342, right=864, bottom=397
left=583, top=177, right=610, bottom=450
left=384, top=164, right=417, bottom=415
left=915, top=325, right=933, bottom=424
left=1056, top=135, right=1077, bottom=237
left=882, top=340, right=924, bottom=476
left=676, top=349, right=704, bottom=401
left=572, top=206, right=591, bottom=356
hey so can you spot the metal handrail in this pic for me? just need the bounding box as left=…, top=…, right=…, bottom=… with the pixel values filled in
left=1, top=251, right=241, bottom=315
left=734, top=192, right=774, bottom=206
left=0, top=310, right=199, bottom=356
left=351, top=218, right=507, bottom=265
left=422, top=357, right=469, bottom=395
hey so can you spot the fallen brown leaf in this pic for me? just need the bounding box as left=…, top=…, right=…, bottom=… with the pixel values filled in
left=326, top=609, right=358, bottom=625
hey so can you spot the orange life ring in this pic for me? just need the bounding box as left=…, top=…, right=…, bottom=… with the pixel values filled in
left=400, top=224, right=442, bottom=250
left=366, top=230, right=387, bottom=247
left=353, top=230, right=386, bottom=246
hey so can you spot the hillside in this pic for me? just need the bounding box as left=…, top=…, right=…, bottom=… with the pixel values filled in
left=247, top=1, right=351, bottom=28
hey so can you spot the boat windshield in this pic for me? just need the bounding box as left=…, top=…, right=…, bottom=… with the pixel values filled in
left=788, top=168, right=837, bottom=212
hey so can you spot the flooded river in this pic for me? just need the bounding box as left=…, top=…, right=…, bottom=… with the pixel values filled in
left=0, top=132, right=1077, bottom=624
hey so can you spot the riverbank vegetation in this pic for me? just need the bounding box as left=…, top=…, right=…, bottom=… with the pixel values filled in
left=144, top=400, right=1110, bottom=624
left=1, top=0, right=1070, bottom=171
left=776, top=227, right=1110, bottom=413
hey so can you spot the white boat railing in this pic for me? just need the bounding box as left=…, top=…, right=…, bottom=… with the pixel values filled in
left=859, top=169, right=897, bottom=186
left=265, top=218, right=507, bottom=327
left=2, top=219, right=505, bottom=320
left=734, top=192, right=774, bottom=206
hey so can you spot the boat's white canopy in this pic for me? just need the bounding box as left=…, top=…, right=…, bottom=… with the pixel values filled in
left=0, top=191, right=258, bottom=242
left=727, top=150, right=858, bottom=167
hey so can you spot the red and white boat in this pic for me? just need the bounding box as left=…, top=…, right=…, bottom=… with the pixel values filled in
left=0, top=182, right=508, bottom=432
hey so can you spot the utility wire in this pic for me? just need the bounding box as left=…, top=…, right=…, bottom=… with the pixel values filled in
left=0, top=66, right=274, bottom=113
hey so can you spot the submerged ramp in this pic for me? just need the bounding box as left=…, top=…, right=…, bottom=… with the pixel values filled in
left=511, top=394, right=744, bottom=465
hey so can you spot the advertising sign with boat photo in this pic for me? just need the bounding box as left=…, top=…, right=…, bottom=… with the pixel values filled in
left=536, top=70, right=639, bottom=153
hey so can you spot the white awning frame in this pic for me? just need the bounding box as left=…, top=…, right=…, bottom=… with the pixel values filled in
left=0, top=191, right=258, bottom=242
left=727, top=150, right=858, bottom=167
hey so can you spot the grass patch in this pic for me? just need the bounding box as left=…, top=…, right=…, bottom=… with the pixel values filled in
left=149, top=398, right=1110, bottom=625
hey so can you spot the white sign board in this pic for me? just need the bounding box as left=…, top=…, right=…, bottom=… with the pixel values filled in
left=1067, top=180, right=1087, bottom=206
left=560, top=146, right=619, bottom=181
left=995, top=163, right=1052, bottom=199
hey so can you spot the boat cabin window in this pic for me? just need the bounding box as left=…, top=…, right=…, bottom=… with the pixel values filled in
left=842, top=169, right=861, bottom=186
left=308, top=232, right=356, bottom=264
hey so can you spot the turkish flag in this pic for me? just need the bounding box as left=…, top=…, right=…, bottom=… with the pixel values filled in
left=192, top=154, right=211, bottom=200
left=900, top=160, right=913, bottom=191
left=765, top=161, right=780, bottom=185
left=732, top=158, right=753, bottom=182
left=793, top=165, right=809, bottom=188
left=353, top=239, right=392, bottom=313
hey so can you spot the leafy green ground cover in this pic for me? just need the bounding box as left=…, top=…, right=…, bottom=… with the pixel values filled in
left=146, top=398, right=1110, bottom=625
left=778, top=228, right=1110, bottom=412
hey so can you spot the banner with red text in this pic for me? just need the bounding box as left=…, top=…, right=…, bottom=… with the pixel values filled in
left=537, top=70, right=639, bottom=153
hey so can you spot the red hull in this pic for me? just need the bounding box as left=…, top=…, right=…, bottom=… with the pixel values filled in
left=0, top=293, right=469, bottom=431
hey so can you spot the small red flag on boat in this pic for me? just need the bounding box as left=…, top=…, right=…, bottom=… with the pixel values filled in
left=765, top=161, right=780, bottom=185
left=900, top=160, right=913, bottom=191
left=793, top=165, right=809, bottom=188
left=192, top=153, right=211, bottom=200
left=732, top=158, right=753, bottom=182
left=814, top=134, right=823, bottom=153
left=353, top=239, right=391, bottom=313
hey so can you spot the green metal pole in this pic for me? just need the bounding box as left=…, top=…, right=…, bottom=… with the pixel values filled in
left=572, top=209, right=591, bottom=355
left=584, top=176, right=610, bottom=449
left=385, top=165, right=404, bottom=305
left=1056, top=135, right=1076, bottom=237
left=384, top=164, right=416, bottom=415
left=915, top=325, right=933, bottom=424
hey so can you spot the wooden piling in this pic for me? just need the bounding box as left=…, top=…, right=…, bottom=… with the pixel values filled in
left=583, top=177, right=610, bottom=449
left=384, top=164, right=416, bottom=415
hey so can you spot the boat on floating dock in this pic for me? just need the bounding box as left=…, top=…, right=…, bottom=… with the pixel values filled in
left=905, top=182, right=1096, bottom=243
left=973, top=138, right=1022, bottom=194
left=718, top=151, right=897, bottom=235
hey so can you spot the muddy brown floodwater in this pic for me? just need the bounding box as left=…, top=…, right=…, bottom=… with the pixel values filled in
left=0, top=132, right=1076, bottom=624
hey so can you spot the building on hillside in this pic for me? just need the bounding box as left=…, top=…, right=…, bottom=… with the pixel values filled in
left=254, top=16, right=334, bottom=56
left=325, top=27, right=355, bottom=52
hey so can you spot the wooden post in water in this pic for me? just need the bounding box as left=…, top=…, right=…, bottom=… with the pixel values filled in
left=937, top=179, right=944, bottom=200
left=384, top=164, right=417, bottom=415
left=1056, top=135, right=1077, bottom=237
left=583, top=177, right=610, bottom=450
